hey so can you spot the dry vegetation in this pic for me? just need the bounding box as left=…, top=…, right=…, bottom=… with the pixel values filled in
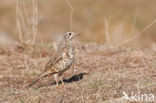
left=0, top=0, right=156, bottom=103
left=0, top=42, right=155, bottom=103
left=0, top=0, right=156, bottom=47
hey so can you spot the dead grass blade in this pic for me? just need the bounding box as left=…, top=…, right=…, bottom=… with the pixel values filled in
left=104, top=17, right=112, bottom=45
left=65, top=0, right=74, bottom=31
left=32, top=0, right=38, bottom=44
left=117, top=19, right=156, bottom=46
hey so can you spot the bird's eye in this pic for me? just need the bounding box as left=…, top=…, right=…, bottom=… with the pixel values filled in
left=69, top=33, right=71, bottom=35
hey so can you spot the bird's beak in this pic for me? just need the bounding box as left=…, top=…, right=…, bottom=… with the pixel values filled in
left=76, top=33, right=81, bottom=36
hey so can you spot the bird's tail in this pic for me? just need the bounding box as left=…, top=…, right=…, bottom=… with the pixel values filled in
left=29, top=72, right=48, bottom=87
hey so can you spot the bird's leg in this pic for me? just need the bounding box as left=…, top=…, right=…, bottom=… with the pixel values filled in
left=60, top=75, right=64, bottom=86
left=54, top=74, right=58, bottom=86
left=72, top=60, right=75, bottom=74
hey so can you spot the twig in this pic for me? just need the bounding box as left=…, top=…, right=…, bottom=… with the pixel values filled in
left=65, top=0, right=74, bottom=31
left=16, top=0, right=39, bottom=45
left=16, top=0, right=23, bottom=43
left=104, top=17, right=112, bottom=44
left=130, top=9, right=137, bottom=35
left=22, top=0, right=30, bottom=39
left=19, top=1, right=28, bottom=42
left=32, top=0, right=38, bottom=44
left=117, top=19, right=156, bottom=46
left=16, top=0, right=30, bottom=44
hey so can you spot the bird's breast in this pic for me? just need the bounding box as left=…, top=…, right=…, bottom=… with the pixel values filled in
left=62, top=48, right=74, bottom=59
left=68, top=49, right=74, bottom=59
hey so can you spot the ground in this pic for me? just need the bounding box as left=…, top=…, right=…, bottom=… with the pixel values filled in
left=0, top=42, right=155, bottom=103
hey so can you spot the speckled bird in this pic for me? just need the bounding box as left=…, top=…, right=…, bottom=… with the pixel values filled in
left=29, top=32, right=80, bottom=87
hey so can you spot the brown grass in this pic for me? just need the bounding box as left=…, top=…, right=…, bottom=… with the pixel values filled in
left=0, top=42, right=155, bottom=103
left=0, top=0, right=156, bottom=102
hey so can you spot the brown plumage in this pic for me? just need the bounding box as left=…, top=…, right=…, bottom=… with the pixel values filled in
left=29, top=32, right=79, bottom=87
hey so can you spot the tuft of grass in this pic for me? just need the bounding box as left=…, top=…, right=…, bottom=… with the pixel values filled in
left=16, top=0, right=38, bottom=45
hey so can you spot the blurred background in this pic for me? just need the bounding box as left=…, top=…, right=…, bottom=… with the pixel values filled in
left=0, top=0, right=156, bottom=48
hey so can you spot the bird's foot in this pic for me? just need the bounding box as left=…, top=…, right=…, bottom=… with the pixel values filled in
left=60, top=83, right=65, bottom=87
left=55, top=83, right=65, bottom=88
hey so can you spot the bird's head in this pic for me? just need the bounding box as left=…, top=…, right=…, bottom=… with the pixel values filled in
left=64, top=32, right=80, bottom=42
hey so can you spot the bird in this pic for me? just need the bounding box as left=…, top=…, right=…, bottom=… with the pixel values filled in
left=29, top=32, right=80, bottom=87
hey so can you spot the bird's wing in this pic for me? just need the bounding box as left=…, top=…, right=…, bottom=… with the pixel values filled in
left=44, top=40, right=66, bottom=71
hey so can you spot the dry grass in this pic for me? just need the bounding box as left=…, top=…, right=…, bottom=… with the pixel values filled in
left=0, top=0, right=156, bottom=47
left=0, top=0, right=156, bottom=102
left=16, top=0, right=38, bottom=45
left=0, top=42, right=155, bottom=103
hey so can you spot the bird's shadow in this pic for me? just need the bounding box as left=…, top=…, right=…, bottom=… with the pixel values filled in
left=37, top=73, right=88, bottom=88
